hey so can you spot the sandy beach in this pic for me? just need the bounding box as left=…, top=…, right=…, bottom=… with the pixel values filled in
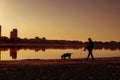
left=0, top=57, right=120, bottom=80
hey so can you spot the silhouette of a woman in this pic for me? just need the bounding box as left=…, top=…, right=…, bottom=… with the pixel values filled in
left=84, top=38, right=95, bottom=61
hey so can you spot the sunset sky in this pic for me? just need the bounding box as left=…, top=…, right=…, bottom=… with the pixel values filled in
left=0, top=0, right=120, bottom=41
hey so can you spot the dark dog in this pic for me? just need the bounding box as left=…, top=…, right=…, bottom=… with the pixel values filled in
left=61, top=53, right=72, bottom=60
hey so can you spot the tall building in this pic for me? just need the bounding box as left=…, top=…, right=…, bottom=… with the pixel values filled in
left=10, top=28, right=18, bottom=40
left=0, top=25, right=1, bottom=37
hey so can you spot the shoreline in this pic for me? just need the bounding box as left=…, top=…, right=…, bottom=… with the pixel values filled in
left=0, top=56, right=120, bottom=61
left=0, top=57, right=120, bottom=66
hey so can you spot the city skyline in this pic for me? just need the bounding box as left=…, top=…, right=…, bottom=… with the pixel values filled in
left=0, top=0, right=120, bottom=41
left=0, top=25, right=18, bottom=39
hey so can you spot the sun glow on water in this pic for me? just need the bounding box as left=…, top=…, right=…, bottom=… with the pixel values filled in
left=1, top=48, right=120, bottom=60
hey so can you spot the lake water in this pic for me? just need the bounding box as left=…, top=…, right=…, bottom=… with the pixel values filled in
left=0, top=47, right=120, bottom=60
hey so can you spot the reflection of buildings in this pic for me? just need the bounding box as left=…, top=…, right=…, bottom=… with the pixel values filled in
left=0, top=50, right=1, bottom=60
left=0, top=25, right=1, bottom=60
left=10, top=29, right=18, bottom=40
left=10, top=48, right=17, bottom=59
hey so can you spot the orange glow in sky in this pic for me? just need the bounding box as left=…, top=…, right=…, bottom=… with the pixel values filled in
left=0, top=0, right=120, bottom=41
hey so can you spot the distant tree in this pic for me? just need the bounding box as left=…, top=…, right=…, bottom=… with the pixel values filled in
left=42, top=37, right=46, bottom=40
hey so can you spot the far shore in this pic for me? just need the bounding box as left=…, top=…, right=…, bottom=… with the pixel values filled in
left=0, top=43, right=82, bottom=46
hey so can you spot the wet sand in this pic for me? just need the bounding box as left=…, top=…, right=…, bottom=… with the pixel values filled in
left=0, top=57, right=120, bottom=80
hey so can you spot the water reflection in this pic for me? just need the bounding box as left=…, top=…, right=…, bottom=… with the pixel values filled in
left=0, top=46, right=120, bottom=60
left=10, top=48, right=17, bottom=59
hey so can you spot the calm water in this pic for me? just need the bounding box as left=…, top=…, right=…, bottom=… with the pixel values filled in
left=0, top=47, right=120, bottom=60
